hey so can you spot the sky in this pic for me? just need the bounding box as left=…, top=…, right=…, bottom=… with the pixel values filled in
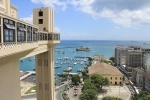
left=10, top=0, right=150, bottom=41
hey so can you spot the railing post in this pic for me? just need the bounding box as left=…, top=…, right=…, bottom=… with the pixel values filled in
left=1, top=17, right=3, bottom=44
left=15, top=21, right=17, bottom=44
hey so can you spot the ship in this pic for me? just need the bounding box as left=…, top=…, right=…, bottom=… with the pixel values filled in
left=76, top=47, right=90, bottom=51
left=63, top=66, right=72, bottom=72
left=55, top=66, right=61, bottom=69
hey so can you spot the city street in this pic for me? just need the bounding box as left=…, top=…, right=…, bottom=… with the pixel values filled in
left=21, top=81, right=69, bottom=100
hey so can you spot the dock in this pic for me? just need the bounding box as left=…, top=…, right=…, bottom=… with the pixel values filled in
left=20, top=71, right=35, bottom=80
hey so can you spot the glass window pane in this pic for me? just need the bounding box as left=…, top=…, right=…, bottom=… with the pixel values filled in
left=5, top=36, right=9, bottom=41
left=4, top=29, right=9, bottom=35
left=9, top=30, right=13, bottom=36
left=4, top=19, right=8, bottom=23
left=9, top=20, right=13, bottom=24
left=10, top=37, right=13, bottom=41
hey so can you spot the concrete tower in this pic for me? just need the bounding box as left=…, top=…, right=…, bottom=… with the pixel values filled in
left=33, top=7, right=56, bottom=100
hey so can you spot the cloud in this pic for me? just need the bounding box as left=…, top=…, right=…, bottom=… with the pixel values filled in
left=69, top=0, right=150, bottom=27
left=54, top=27, right=60, bottom=33
left=31, top=0, right=67, bottom=11
left=21, top=15, right=33, bottom=24
left=30, top=0, right=150, bottom=27
left=115, top=26, right=120, bottom=29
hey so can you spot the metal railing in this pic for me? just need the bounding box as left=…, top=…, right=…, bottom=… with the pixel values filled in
left=0, top=33, right=60, bottom=50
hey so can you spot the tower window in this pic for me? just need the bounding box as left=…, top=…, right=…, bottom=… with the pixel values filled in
left=39, top=11, right=43, bottom=16
left=39, top=19, right=43, bottom=24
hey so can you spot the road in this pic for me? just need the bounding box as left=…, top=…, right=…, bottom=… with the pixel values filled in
left=21, top=82, right=69, bottom=100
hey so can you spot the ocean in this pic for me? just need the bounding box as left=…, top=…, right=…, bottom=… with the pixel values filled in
left=19, top=40, right=150, bottom=75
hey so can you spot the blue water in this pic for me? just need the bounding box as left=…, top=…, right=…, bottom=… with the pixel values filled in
left=20, top=40, right=150, bottom=74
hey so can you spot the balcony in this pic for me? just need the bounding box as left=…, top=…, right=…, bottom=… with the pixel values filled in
left=0, top=12, right=60, bottom=59
left=0, top=33, right=60, bottom=59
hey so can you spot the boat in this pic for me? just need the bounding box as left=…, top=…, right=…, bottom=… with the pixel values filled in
left=77, top=69, right=84, bottom=72
left=143, top=43, right=150, bottom=45
left=74, top=62, right=77, bottom=65
left=63, top=67, right=72, bottom=72
left=57, top=72, right=68, bottom=77
left=76, top=47, right=90, bottom=51
left=55, top=66, right=61, bottom=69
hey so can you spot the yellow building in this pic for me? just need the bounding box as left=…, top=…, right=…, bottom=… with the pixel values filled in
left=0, top=0, right=60, bottom=100
left=88, top=63, right=123, bottom=85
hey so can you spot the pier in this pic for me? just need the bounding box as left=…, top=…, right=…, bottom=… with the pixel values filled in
left=20, top=71, right=35, bottom=80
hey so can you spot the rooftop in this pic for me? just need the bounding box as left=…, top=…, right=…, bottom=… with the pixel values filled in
left=132, top=68, right=145, bottom=74
left=146, top=74, right=150, bottom=80
left=88, top=62, right=123, bottom=76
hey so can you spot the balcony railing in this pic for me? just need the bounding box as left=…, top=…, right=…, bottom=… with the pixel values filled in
left=0, top=33, right=60, bottom=50
left=0, top=42, right=38, bottom=50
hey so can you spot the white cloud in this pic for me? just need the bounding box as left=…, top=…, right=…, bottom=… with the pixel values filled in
left=30, top=0, right=150, bottom=27
left=31, top=0, right=67, bottom=11
left=115, top=26, right=120, bottom=29
left=68, top=0, right=150, bottom=27
left=21, top=15, right=33, bottom=24
left=54, top=27, right=60, bottom=33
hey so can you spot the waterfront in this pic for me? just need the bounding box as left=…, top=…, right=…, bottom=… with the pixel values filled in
left=20, top=40, right=150, bottom=75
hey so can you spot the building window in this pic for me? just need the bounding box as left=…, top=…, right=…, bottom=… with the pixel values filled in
left=3, top=18, right=15, bottom=42
left=39, top=19, right=43, bottom=24
left=33, top=28, right=38, bottom=41
left=17, top=23, right=26, bottom=42
left=27, top=26, right=32, bottom=41
left=48, top=34, right=52, bottom=40
left=39, top=11, right=43, bottom=16
left=120, top=77, right=122, bottom=80
left=39, top=33, right=43, bottom=40
left=44, top=59, right=48, bottom=67
left=38, top=59, right=42, bottom=66
left=111, top=77, right=112, bottom=80
left=115, top=77, right=117, bottom=80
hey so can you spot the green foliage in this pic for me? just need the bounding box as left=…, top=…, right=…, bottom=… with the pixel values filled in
left=82, top=79, right=97, bottom=92
left=61, top=78, right=67, bottom=82
left=88, top=57, right=93, bottom=62
left=91, top=74, right=109, bottom=89
left=71, top=75, right=80, bottom=85
left=62, top=85, right=68, bottom=100
left=102, top=96, right=123, bottom=100
left=25, top=86, right=36, bottom=94
left=133, top=91, right=150, bottom=100
left=87, top=57, right=93, bottom=67
left=79, top=89, right=98, bottom=100
left=101, top=59, right=110, bottom=64
left=109, top=57, right=115, bottom=62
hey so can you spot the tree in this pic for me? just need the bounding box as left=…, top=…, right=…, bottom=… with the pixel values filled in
left=71, top=75, right=80, bottom=85
left=82, top=79, right=97, bottom=92
left=109, top=57, right=115, bottom=62
left=79, top=89, right=98, bottom=100
left=102, top=96, right=123, bottom=100
left=133, top=91, right=150, bottom=100
left=101, top=59, right=110, bottom=64
left=91, top=74, right=109, bottom=90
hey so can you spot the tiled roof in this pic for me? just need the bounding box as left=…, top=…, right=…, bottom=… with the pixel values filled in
left=146, top=74, right=150, bottom=80
left=88, top=62, right=123, bottom=76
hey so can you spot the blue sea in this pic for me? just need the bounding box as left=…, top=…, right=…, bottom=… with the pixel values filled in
left=20, top=40, right=150, bottom=75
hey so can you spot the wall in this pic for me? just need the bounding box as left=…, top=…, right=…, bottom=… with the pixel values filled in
left=10, top=5, right=17, bottom=18
left=0, top=60, right=21, bottom=100
left=104, top=75, right=123, bottom=85
left=33, top=7, right=54, bottom=32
